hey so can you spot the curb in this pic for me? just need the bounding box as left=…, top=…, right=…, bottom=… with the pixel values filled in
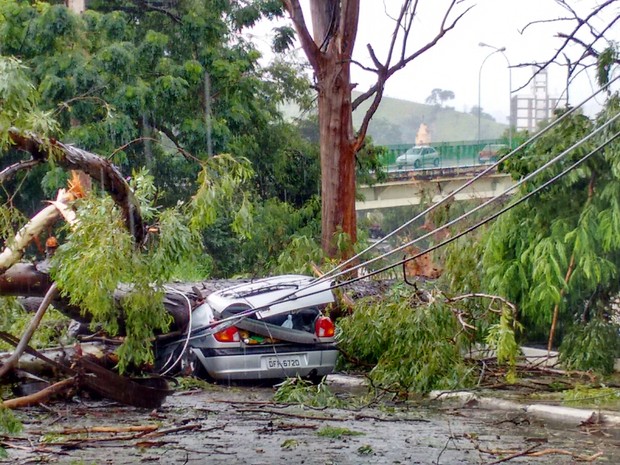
left=429, top=390, right=620, bottom=427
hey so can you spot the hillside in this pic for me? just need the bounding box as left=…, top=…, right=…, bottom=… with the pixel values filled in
left=351, top=92, right=507, bottom=145
left=281, top=93, right=508, bottom=146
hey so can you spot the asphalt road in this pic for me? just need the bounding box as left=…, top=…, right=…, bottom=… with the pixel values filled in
left=2, top=374, right=619, bottom=465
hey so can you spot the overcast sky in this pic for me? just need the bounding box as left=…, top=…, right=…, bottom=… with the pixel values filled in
left=254, top=1, right=618, bottom=124
left=351, top=0, right=617, bottom=123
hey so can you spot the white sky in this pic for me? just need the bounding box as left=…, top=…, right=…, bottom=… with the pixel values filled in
left=351, top=0, right=615, bottom=123
left=253, top=0, right=618, bottom=124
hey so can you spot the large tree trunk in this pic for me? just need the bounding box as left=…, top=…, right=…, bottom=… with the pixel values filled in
left=317, top=64, right=357, bottom=256
left=285, top=0, right=360, bottom=258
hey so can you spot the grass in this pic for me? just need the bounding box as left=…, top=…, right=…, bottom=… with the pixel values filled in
left=317, top=426, right=365, bottom=439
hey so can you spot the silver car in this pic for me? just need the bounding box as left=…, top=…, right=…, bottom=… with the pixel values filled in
left=395, top=146, right=440, bottom=169
left=156, top=275, right=338, bottom=383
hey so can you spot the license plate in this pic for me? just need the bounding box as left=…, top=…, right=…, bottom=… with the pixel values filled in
left=262, top=355, right=304, bottom=370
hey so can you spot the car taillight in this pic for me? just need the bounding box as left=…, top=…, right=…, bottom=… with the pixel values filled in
left=214, top=326, right=240, bottom=342
left=315, top=316, right=335, bottom=338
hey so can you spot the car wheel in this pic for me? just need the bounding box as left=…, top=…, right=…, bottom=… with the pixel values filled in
left=187, top=350, right=215, bottom=382
left=413, top=159, right=421, bottom=169
left=433, top=158, right=439, bottom=167
left=305, top=370, right=325, bottom=385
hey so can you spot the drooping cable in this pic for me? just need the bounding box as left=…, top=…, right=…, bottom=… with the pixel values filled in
left=321, top=110, right=620, bottom=284
left=315, top=74, right=620, bottom=283
left=189, top=116, right=620, bottom=337
left=336, top=129, right=620, bottom=288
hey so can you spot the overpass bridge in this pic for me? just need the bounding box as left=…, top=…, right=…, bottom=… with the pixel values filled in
left=356, top=165, right=516, bottom=211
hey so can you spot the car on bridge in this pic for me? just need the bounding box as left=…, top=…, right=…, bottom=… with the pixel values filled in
left=478, top=144, right=508, bottom=163
left=395, top=145, right=440, bottom=169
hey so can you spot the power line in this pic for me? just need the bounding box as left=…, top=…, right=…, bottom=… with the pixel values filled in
left=317, top=74, right=620, bottom=284
left=337, top=129, right=620, bottom=288
left=330, top=109, right=620, bottom=283
left=186, top=84, right=620, bottom=338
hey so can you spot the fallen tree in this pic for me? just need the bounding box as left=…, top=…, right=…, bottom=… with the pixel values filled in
left=7, top=129, right=146, bottom=244
left=0, top=125, right=264, bottom=372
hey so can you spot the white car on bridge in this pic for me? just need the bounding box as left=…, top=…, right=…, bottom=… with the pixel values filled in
left=395, top=146, right=440, bottom=169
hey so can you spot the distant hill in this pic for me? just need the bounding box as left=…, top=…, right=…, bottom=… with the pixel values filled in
left=281, top=92, right=508, bottom=146
left=351, top=92, right=507, bottom=146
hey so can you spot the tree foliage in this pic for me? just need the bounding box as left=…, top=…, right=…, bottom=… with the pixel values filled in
left=483, top=98, right=620, bottom=333
left=0, top=0, right=316, bottom=213
left=337, top=286, right=475, bottom=394
left=443, top=50, right=620, bottom=370
left=425, top=88, right=455, bottom=107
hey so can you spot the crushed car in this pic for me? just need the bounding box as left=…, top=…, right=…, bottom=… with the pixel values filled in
left=155, top=275, right=338, bottom=383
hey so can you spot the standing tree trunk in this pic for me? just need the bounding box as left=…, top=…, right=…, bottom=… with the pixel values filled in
left=283, top=0, right=470, bottom=257
left=316, top=42, right=358, bottom=255
left=285, top=0, right=360, bottom=257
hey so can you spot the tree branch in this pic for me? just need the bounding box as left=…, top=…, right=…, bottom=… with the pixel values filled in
left=0, top=283, right=58, bottom=378
left=340, top=0, right=360, bottom=58
left=514, top=0, right=618, bottom=92
left=0, top=190, right=75, bottom=273
left=151, top=125, right=202, bottom=163
left=0, top=159, right=43, bottom=184
left=352, top=1, right=473, bottom=148
left=9, top=129, right=146, bottom=244
left=1, top=377, right=75, bottom=409
left=282, top=0, right=321, bottom=71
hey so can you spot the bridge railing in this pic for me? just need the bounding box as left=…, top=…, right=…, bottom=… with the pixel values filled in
left=379, top=139, right=511, bottom=168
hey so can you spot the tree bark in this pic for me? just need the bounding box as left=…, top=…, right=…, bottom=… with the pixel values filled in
left=8, top=130, right=146, bottom=244
left=317, top=58, right=357, bottom=256
left=285, top=0, right=360, bottom=257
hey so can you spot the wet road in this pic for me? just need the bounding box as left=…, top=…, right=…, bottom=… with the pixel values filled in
left=2, top=375, right=619, bottom=465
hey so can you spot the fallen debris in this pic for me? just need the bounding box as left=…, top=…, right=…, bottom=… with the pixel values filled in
left=75, top=357, right=172, bottom=409
left=2, top=377, right=75, bottom=409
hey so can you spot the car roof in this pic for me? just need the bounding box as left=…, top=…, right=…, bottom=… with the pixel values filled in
left=206, top=274, right=335, bottom=319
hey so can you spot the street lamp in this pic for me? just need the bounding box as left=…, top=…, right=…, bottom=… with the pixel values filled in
left=479, top=42, right=513, bottom=147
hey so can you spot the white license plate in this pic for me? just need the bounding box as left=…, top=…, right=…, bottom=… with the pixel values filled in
left=262, top=355, right=305, bottom=370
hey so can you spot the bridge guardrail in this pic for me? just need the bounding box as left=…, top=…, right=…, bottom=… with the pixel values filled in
left=380, top=139, right=514, bottom=168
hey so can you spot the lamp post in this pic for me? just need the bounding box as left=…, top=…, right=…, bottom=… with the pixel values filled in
left=479, top=42, right=513, bottom=147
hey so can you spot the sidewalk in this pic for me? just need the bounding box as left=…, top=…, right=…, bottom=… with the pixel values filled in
left=429, top=389, right=620, bottom=427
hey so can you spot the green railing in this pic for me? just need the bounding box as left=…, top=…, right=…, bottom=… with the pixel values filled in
left=379, top=139, right=511, bottom=167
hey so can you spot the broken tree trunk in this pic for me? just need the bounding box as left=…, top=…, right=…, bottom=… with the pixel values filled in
left=8, top=129, right=146, bottom=244
left=0, top=190, right=76, bottom=274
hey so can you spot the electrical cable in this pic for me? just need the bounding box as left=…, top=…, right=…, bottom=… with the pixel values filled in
left=315, top=74, right=620, bottom=283
left=337, top=129, right=620, bottom=287
left=158, top=286, right=193, bottom=376
left=320, top=109, right=620, bottom=284
left=188, top=113, right=620, bottom=336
